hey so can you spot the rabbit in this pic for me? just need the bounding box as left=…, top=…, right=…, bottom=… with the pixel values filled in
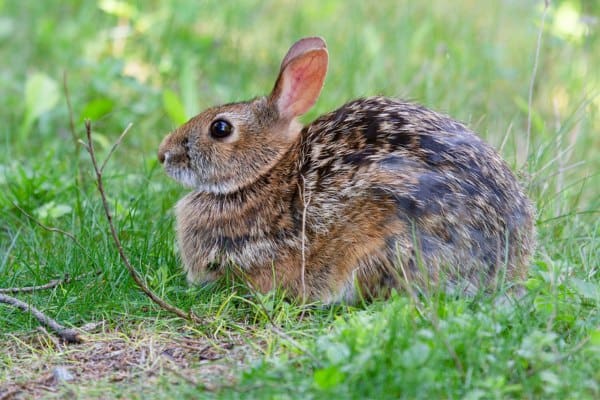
left=158, top=37, right=535, bottom=304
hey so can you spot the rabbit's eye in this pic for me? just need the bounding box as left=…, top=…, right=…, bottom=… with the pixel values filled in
left=210, top=119, right=233, bottom=139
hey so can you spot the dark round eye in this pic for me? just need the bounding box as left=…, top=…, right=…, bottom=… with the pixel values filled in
left=209, top=119, right=233, bottom=139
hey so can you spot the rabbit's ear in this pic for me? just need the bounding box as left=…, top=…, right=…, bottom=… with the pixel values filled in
left=270, top=37, right=328, bottom=120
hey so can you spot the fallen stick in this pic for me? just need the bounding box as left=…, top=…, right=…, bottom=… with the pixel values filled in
left=0, top=278, right=66, bottom=294
left=0, top=293, right=82, bottom=343
left=0, top=271, right=100, bottom=294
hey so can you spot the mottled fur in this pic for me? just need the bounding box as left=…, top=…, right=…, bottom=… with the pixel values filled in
left=158, top=37, right=535, bottom=304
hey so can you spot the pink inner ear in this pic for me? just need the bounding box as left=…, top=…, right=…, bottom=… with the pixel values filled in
left=276, top=49, right=328, bottom=119
left=280, top=37, right=327, bottom=70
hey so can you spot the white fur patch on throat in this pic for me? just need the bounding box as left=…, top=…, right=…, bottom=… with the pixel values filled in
left=167, top=168, right=197, bottom=189
left=284, top=119, right=304, bottom=141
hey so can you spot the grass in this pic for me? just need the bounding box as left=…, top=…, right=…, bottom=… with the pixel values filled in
left=1, top=0, right=599, bottom=398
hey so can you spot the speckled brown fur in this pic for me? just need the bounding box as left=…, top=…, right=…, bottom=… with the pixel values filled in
left=158, top=37, right=535, bottom=304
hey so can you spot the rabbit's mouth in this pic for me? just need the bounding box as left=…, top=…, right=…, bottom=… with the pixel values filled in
left=167, top=164, right=242, bottom=194
left=164, top=165, right=198, bottom=189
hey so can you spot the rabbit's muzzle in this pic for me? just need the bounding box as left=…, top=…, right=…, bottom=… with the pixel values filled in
left=158, top=131, right=192, bottom=168
left=158, top=134, right=199, bottom=188
left=158, top=135, right=188, bottom=165
left=158, top=148, right=187, bottom=165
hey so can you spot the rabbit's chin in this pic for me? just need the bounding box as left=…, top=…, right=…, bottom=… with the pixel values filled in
left=167, top=167, right=241, bottom=194
left=165, top=167, right=198, bottom=189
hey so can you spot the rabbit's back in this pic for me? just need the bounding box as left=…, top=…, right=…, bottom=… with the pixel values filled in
left=299, top=97, right=535, bottom=295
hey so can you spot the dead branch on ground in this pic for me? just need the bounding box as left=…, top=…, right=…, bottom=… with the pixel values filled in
left=0, top=277, right=67, bottom=294
left=0, top=293, right=82, bottom=343
left=0, top=271, right=99, bottom=294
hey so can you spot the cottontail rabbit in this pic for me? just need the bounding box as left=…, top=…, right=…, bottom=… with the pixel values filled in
left=158, top=37, right=535, bottom=303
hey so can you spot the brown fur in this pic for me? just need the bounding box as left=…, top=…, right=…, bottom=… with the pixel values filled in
left=158, top=37, right=535, bottom=304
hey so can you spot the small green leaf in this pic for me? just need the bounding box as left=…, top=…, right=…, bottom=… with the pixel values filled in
left=81, top=98, right=114, bottom=121
left=162, top=89, right=187, bottom=125
left=313, top=366, right=345, bottom=389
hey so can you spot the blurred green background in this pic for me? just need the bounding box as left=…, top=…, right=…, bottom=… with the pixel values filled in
left=1, top=0, right=597, bottom=173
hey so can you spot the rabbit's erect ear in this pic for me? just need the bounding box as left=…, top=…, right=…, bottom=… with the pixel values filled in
left=270, top=37, right=328, bottom=120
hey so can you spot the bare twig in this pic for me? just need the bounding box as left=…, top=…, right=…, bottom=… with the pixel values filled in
left=0, top=277, right=66, bottom=294
left=84, top=120, right=200, bottom=323
left=12, top=202, right=85, bottom=251
left=0, top=293, right=82, bottom=343
left=0, top=271, right=99, bottom=294
left=299, top=175, right=311, bottom=303
left=0, top=386, right=22, bottom=400
left=100, top=122, right=133, bottom=174
left=525, top=0, right=550, bottom=163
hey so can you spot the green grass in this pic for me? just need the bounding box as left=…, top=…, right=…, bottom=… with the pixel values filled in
left=1, top=0, right=599, bottom=398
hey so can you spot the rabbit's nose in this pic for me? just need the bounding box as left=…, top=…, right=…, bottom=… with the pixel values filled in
left=159, top=149, right=188, bottom=165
